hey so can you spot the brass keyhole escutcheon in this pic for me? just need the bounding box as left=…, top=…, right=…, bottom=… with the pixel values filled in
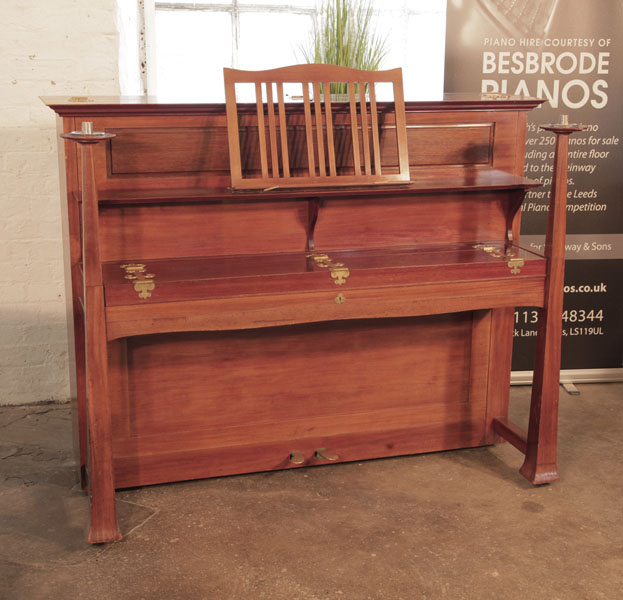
left=335, top=293, right=346, bottom=304
left=314, top=448, right=339, bottom=461
left=289, top=451, right=305, bottom=465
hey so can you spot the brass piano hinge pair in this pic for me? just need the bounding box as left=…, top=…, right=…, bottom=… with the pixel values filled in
left=120, top=263, right=156, bottom=299
left=473, top=244, right=525, bottom=275
left=307, top=253, right=350, bottom=285
left=307, top=253, right=350, bottom=304
left=289, top=448, right=340, bottom=465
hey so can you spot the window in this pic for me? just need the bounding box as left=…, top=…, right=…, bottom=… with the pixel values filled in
left=133, top=1, right=446, bottom=101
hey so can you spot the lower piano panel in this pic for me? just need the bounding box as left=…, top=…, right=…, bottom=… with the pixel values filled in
left=109, top=311, right=496, bottom=489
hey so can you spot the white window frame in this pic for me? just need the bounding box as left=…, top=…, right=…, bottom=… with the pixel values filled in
left=143, top=0, right=317, bottom=96
left=132, top=0, right=447, bottom=100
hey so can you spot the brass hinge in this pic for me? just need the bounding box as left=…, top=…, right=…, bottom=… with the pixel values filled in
left=120, top=263, right=156, bottom=299
left=307, top=253, right=350, bottom=285
left=473, top=244, right=525, bottom=275
left=507, top=257, right=525, bottom=275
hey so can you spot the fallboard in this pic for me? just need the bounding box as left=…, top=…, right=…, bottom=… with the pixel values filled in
left=104, top=243, right=546, bottom=306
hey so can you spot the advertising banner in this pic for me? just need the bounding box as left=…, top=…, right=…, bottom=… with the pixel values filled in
left=444, top=0, right=622, bottom=374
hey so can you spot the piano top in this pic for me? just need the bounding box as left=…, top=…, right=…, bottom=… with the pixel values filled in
left=41, top=94, right=545, bottom=117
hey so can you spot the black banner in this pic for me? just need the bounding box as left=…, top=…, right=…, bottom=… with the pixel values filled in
left=444, top=0, right=622, bottom=372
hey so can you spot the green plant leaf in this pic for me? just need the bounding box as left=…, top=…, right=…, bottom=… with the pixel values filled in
left=298, top=0, right=388, bottom=93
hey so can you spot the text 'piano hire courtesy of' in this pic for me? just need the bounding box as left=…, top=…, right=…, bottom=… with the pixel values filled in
left=43, top=64, right=585, bottom=543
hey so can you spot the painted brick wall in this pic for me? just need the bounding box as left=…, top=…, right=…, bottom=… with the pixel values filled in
left=0, top=1, right=120, bottom=405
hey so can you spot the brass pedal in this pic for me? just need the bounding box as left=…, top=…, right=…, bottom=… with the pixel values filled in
left=314, top=448, right=339, bottom=461
left=289, top=451, right=306, bottom=465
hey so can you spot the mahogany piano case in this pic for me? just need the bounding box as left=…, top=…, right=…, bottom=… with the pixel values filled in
left=44, top=91, right=580, bottom=542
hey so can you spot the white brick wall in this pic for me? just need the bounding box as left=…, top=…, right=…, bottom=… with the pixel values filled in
left=1, top=0, right=120, bottom=405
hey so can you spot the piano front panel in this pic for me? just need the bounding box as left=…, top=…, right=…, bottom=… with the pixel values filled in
left=81, top=108, right=523, bottom=193
left=98, top=189, right=515, bottom=263
left=314, top=191, right=511, bottom=250
left=109, top=311, right=492, bottom=488
left=99, top=200, right=309, bottom=261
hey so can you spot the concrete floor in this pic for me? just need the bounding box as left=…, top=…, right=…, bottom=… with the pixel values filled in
left=0, top=384, right=621, bottom=600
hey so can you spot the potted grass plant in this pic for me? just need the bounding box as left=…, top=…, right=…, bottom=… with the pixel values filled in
left=299, top=0, right=388, bottom=96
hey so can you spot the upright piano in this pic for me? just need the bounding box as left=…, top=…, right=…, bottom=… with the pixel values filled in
left=44, top=88, right=579, bottom=543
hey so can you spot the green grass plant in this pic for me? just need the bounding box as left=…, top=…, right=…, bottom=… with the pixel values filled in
left=299, top=0, right=388, bottom=94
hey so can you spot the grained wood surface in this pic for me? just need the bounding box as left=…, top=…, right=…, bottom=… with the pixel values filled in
left=109, top=314, right=488, bottom=488
left=94, top=169, right=540, bottom=204
left=97, top=186, right=536, bottom=262
left=102, top=244, right=545, bottom=306
left=104, top=278, right=546, bottom=341
left=42, top=94, right=544, bottom=116
left=47, top=105, right=537, bottom=193
left=224, top=65, right=410, bottom=189
left=67, top=139, right=121, bottom=543
left=520, top=124, right=585, bottom=484
left=44, top=95, right=564, bottom=543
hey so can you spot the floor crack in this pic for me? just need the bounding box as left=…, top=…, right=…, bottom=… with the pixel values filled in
left=0, top=406, right=65, bottom=430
